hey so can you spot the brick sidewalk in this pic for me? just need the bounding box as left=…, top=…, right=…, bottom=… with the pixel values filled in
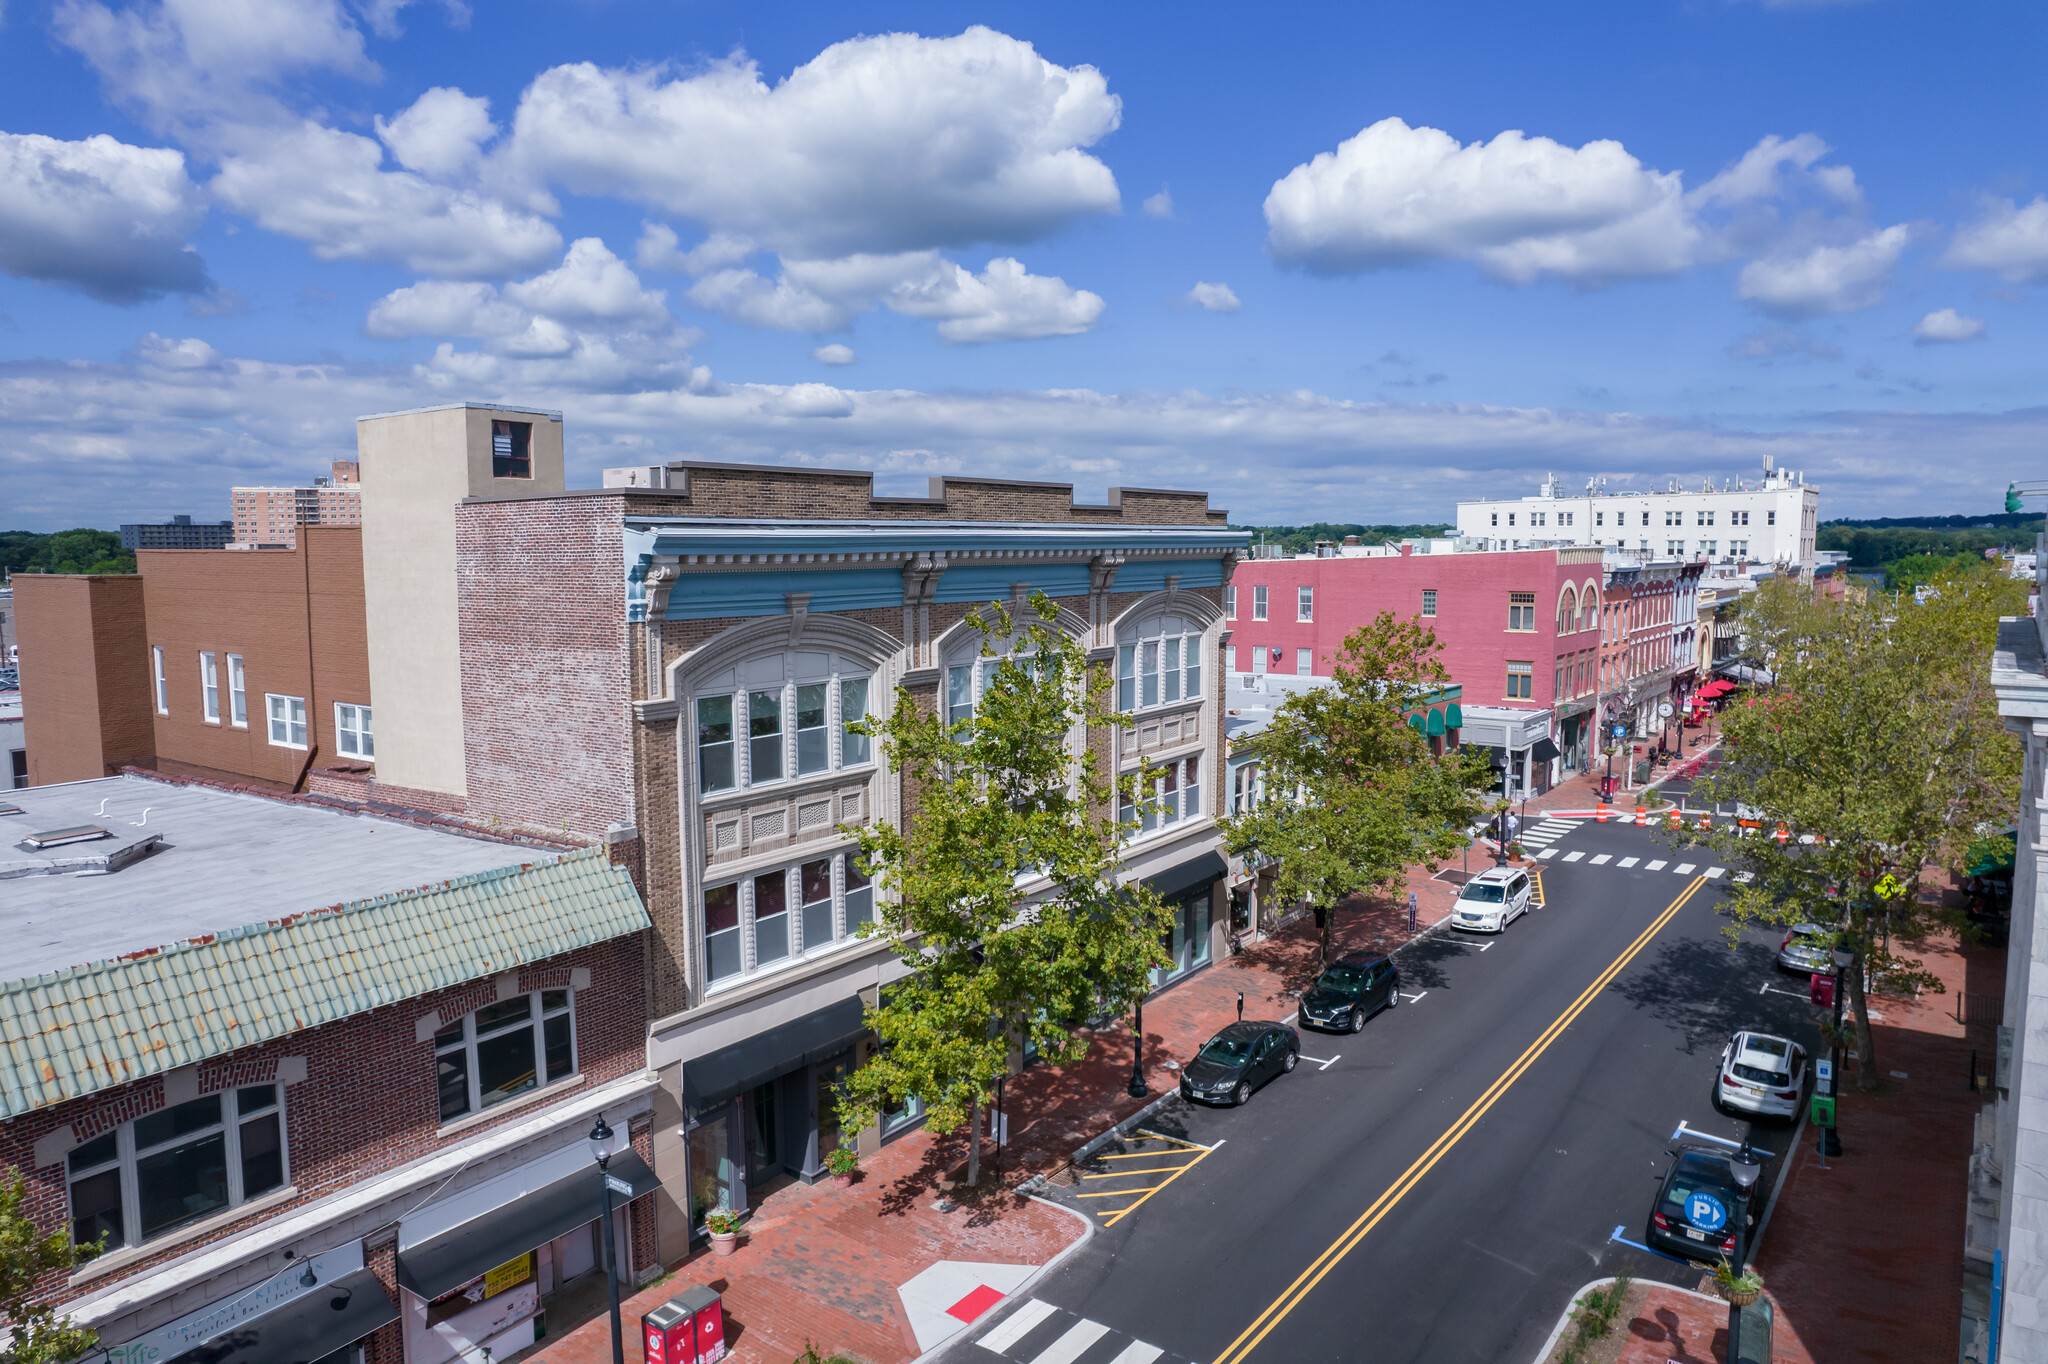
left=515, top=1129, right=1081, bottom=1364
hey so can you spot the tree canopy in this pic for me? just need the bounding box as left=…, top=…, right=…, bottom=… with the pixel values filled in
left=1, top=1167, right=99, bottom=1362
left=1689, top=566, right=2024, bottom=1087
left=1222, top=612, right=1491, bottom=966
left=0, top=530, right=134, bottom=576
left=835, top=594, right=1168, bottom=1185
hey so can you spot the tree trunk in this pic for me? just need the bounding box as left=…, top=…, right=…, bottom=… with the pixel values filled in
left=1317, top=903, right=1333, bottom=969
left=964, top=1095, right=982, bottom=1188
left=1847, top=951, right=1880, bottom=1093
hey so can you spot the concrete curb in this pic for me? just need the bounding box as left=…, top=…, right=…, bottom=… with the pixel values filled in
left=1067, top=1088, right=1186, bottom=1166
left=919, top=1195, right=1095, bottom=1364
left=1529, top=1276, right=1730, bottom=1364
left=1746, top=1101, right=1812, bottom=1267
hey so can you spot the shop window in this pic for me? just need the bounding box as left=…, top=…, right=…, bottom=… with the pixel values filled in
left=491, top=420, right=532, bottom=478
left=335, top=702, right=373, bottom=759
left=266, top=693, right=307, bottom=749
left=434, top=990, right=576, bottom=1123
left=67, top=1086, right=287, bottom=1250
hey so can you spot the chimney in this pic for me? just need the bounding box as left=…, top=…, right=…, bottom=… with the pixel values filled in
left=1399, top=543, right=1413, bottom=557
left=331, top=460, right=360, bottom=484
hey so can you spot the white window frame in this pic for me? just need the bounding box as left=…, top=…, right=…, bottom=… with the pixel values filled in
left=1297, top=586, right=1314, bottom=622
left=1118, top=625, right=1205, bottom=714
left=1421, top=589, right=1437, bottom=618
left=265, top=693, right=307, bottom=749
left=698, top=674, right=874, bottom=795
left=335, top=702, right=373, bottom=759
left=1296, top=648, right=1313, bottom=676
left=1120, top=753, right=1203, bottom=840
left=199, top=652, right=219, bottom=724
left=226, top=654, right=247, bottom=728
left=65, top=1085, right=289, bottom=1252
left=434, top=989, right=577, bottom=1123
left=702, top=850, right=873, bottom=991
left=1224, top=585, right=1237, bottom=620
left=151, top=646, right=167, bottom=715
left=1252, top=586, right=1268, bottom=621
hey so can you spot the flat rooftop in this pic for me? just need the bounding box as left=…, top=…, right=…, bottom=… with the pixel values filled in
left=0, top=775, right=537, bottom=982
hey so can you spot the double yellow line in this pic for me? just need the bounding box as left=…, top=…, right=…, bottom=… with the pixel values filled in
left=1211, top=875, right=1709, bottom=1364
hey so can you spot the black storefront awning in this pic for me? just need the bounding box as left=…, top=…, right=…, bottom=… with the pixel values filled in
left=683, top=998, right=869, bottom=1115
left=1142, top=850, right=1228, bottom=902
left=167, top=1269, right=399, bottom=1364
left=1531, top=738, right=1560, bottom=762
left=396, top=1150, right=660, bottom=1303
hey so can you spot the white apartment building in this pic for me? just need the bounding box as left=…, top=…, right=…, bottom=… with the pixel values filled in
left=1455, top=462, right=1820, bottom=569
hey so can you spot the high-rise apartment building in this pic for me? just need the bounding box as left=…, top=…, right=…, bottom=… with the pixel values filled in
left=118, top=514, right=235, bottom=550
left=231, top=459, right=362, bottom=548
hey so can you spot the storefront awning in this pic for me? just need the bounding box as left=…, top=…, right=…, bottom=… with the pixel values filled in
left=396, top=1151, right=659, bottom=1303
left=167, top=1269, right=399, bottom=1364
left=1444, top=703, right=1463, bottom=730
left=1425, top=708, right=1447, bottom=736
left=1143, top=850, right=1229, bottom=902
left=1531, top=738, right=1560, bottom=762
left=683, top=998, right=868, bottom=1114
left=1408, top=712, right=1426, bottom=730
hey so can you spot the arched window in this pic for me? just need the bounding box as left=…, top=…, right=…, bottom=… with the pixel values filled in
left=1557, top=586, right=1577, bottom=634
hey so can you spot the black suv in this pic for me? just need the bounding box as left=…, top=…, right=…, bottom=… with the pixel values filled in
left=1646, top=1145, right=1761, bottom=1263
left=1297, top=952, right=1401, bottom=1033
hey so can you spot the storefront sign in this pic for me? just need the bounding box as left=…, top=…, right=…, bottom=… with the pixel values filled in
left=89, top=1243, right=366, bottom=1364
left=482, top=1255, right=532, bottom=1299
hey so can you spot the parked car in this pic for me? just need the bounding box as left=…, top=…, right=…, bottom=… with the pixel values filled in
left=1646, top=1145, right=1761, bottom=1263
left=1451, top=867, right=1532, bottom=933
left=1775, top=923, right=1831, bottom=974
left=1179, top=1021, right=1299, bottom=1107
left=1298, top=953, right=1400, bottom=1032
left=1714, top=1031, right=1807, bottom=1120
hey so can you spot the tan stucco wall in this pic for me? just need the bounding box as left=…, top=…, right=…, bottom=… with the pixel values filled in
left=357, top=404, right=564, bottom=796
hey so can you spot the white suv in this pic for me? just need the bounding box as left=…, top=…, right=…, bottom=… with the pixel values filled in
left=1452, top=867, right=1532, bottom=933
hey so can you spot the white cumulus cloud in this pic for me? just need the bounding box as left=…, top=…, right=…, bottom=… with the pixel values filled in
left=376, top=86, right=497, bottom=179
left=1182, top=282, right=1240, bottom=312
left=1736, top=224, right=1911, bottom=318
left=687, top=252, right=1102, bottom=342
left=1913, top=308, right=1986, bottom=345
left=0, top=130, right=210, bottom=301
left=1143, top=187, right=1174, bottom=220
left=812, top=344, right=856, bottom=365
left=1944, top=197, right=2048, bottom=284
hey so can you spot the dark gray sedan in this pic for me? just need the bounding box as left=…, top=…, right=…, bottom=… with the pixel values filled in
left=1179, top=1021, right=1299, bottom=1107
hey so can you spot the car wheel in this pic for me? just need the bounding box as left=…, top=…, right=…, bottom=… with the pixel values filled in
left=1283, top=1049, right=1298, bottom=1073
left=1386, top=987, right=1400, bottom=1011
left=1349, top=1009, right=1365, bottom=1033
left=1233, top=1081, right=1252, bottom=1107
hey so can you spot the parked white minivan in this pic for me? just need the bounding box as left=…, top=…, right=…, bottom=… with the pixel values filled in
left=1452, top=867, right=1533, bottom=933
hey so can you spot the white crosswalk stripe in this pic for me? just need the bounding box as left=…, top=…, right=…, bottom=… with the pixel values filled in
left=982, top=1302, right=1058, bottom=1353
left=1589, top=854, right=1611, bottom=865
left=976, top=1301, right=1193, bottom=1364
left=1704, top=867, right=1725, bottom=879
left=1562, top=850, right=1585, bottom=862
left=1537, top=848, right=1560, bottom=859
left=1515, top=818, right=1583, bottom=848
left=1028, top=1320, right=1111, bottom=1364
left=1646, top=860, right=1667, bottom=871
left=1618, top=857, right=1639, bottom=868
left=1674, top=863, right=1696, bottom=874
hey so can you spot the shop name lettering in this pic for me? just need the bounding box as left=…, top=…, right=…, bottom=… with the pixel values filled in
left=99, top=1272, right=312, bottom=1362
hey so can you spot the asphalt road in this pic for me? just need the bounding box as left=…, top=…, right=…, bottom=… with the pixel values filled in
left=962, top=814, right=1821, bottom=1364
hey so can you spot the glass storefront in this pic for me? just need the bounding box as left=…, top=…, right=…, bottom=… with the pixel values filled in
left=687, top=1108, right=740, bottom=1228
left=1149, top=885, right=1214, bottom=989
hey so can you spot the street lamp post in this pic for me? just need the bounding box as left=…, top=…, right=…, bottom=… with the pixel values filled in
left=1726, top=1147, right=1763, bottom=1364
left=1127, top=999, right=1147, bottom=1099
left=1826, top=946, right=1853, bottom=1157
left=587, top=1114, right=627, bottom=1364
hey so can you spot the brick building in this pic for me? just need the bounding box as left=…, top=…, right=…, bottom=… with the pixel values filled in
left=1, top=773, right=655, bottom=1364
left=232, top=461, right=363, bottom=549
left=12, top=527, right=373, bottom=791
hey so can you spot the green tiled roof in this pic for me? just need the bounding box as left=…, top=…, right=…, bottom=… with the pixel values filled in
left=0, top=847, right=649, bottom=1119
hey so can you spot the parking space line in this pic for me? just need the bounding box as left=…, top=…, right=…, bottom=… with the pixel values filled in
left=1300, top=1053, right=1341, bottom=1071
left=1137, top=1128, right=1217, bottom=1151
left=1401, top=991, right=1427, bottom=1003
left=1081, top=1165, right=1200, bottom=1178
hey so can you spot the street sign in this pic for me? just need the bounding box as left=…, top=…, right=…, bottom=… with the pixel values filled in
left=1612, top=724, right=1629, bottom=737
left=1658, top=702, right=1674, bottom=718
left=1686, top=1190, right=1728, bottom=1232
left=606, top=1174, right=634, bottom=1198
left=1875, top=874, right=1902, bottom=899
left=1811, top=1094, right=1837, bottom=1128
left=1816, top=1058, right=1833, bottom=1090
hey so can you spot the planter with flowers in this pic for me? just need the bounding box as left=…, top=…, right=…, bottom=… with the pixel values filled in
left=1712, top=1257, right=1763, bottom=1307
left=704, top=1207, right=741, bottom=1256
left=825, top=1146, right=862, bottom=1188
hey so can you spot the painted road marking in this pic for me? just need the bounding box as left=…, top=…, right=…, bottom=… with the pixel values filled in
left=1734, top=871, right=1754, bottom=883
left=1026, top=1318, right=1111, bottom=1364
left=1563, top=851, right=1585, bottom=862
left=1704, top=867, right=1725, bottom=879
left=980, top=1300, right=1058, bottom=1352
left=1674, top=863, right=1696, bottom=874
left=1645, top=860, right=1667, bottom=871
left=1589, top=854, right=1611, bottom=865
left=1077, top=1132, right=1226, bottom=1227
left=1107, top=1344, right=1166, bottom=1364
left=1299, top=1053, right=1341, bottom=1071
left=1401, top=991, right=1428, bottom=1003
left=1538, top=848, right=1560, bottom=859
left=1618, top=857, right=1639, bottom=868
left=1478, top=942, right=1494, bottom=952
left=1209, top=877, right=1710, bottom=1364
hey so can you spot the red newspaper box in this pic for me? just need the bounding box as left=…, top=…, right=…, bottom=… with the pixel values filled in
left=644, top=1299, right=695, bottom=1364
left=1810, top=972, right=1835, bottom=1009
left=675, top=1283, right=726, bottom=1364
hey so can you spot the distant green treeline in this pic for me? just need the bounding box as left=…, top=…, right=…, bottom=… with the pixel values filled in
left=1, top=529, right=135, bottom=576
left=1229, top=522, right=1455, bottom=555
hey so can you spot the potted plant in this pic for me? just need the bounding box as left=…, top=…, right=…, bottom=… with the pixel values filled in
left=704, top=1207, right=741, bottom=1256
left=1507, top=842, right=1527, bottom=863
left=824, top=1146, right=861, bottom=1188
left=1712, top=1256, right=1762, bottom=1307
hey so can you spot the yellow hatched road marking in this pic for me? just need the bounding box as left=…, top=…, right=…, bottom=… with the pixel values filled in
left=1087, top=1139, right=1226, bottom=1227
left=1081, top=1165, right=1197, bottom=1179
left=1093, top=1147, right=1203, bottom=1161
left=1210, top=876, right=1707, bottom=1364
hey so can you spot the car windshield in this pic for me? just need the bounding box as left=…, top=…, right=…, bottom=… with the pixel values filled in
left=1733, top=1062, right=1790, bottom=1086
left=1198, top=1035, right=1254, bottom=1065
left=1316, top=965, right=1368, bottom=995
left=1461, top=882, right=1506, bottom=903
left=1745, top=1036, right=1790, bottom=1058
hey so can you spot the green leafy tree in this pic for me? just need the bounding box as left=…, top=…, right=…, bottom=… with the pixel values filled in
left=1690, top=567, right=2024, bottom=1088
left=1222, top=612, right=1491, bottom=968
left=0, top=531, right=134, bottom=577
left=1, top=1168, right=99, bottom=1363
left=835, top=593, right=1168, bottom=1187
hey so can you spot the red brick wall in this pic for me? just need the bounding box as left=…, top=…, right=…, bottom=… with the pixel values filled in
left=1, top=933, right=646, bottom=1307
left=14, top=574, right=153, bottom=784
left=456, top=498, right=633, bottom=841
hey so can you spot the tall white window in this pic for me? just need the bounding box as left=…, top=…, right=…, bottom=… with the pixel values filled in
left=748, top=690, right=783, bottom=783
left=1297, top=586, right=1314, bottom=622
left=151, top=646, right=167, bottom=715
left=1224, top=585, right=1237, bottom=620
left=703, top=850, right=873, bottom=988
left=265, top=694, right=307, bottom=749
left=841, top=676, right=871, bottom=766
left=1296, top=648, right=1313, bottom=676
left=199, top=651, right=219, bottom=723
left=66, top=1086, right=287, bottom=1250
left=1731, top=540, right=1750, bottom=558
left=697, top=696, right=735, bottom=793
left=434, top=990, right=575, bottom=1122
left=795, top=683, right=830, bottom=776
left=335, top=702, right=373, bottom=758
left=226, top=654, right=247, bottom=728
left=946, top=665, right=975, bottom=726
left=1252, top=586, right=1268, bottom=621
left=1251, top=646, right=1268, bottom=676
left=1120, top=754, right=1203, bottom=836
left=1118, top=626, right=1204, bottom=712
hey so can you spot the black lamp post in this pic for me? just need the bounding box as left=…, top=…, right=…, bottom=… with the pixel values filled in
left=1127, top=1000, right=1147, bottom=1098
left=1726, top=1147, right=1762, bottom=1364
left=588, top=1113, right=627, bottom=1364
left=1827, top=946, right=1853, bottom=1157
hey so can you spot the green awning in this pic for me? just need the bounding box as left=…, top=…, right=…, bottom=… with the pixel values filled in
left=1426, top=708, right=1447, bottom=736
left=1408, top=713, right=1426, bottom=730
left=1444, top=703, right=1463, bottom=730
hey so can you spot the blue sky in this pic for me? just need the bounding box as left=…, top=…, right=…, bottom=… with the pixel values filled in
left=2, top=0, right=2045, bottom=530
